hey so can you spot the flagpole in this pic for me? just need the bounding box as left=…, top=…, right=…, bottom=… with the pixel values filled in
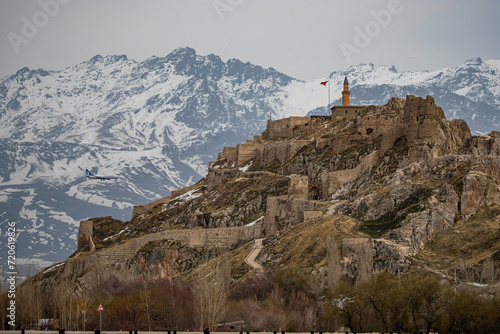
left=328, top=80, right=330, bottom=108
left=320, top=80, right=330, bottom=110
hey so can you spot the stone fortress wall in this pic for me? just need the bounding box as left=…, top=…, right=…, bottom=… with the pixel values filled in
left=77, top=219, right=95, bottom=252
left=73, top=94, right=471, bottom=283
left=209, top=116, right=317, bottom=171
left=126, top=94, right=456, bottom=250
left=66, top=221, right=263, bottom=285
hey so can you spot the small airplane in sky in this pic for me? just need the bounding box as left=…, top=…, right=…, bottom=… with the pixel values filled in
left=85, top=169, right=120, bottom=181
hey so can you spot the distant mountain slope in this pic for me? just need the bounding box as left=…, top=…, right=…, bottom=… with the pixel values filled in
left=0, top=48, right=325, bottom=268
left=0, top=48, right=499, bottom=268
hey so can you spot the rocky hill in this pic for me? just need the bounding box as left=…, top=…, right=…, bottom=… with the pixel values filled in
left=32, top=95, right=500, bottom=293
left=1, top=48, right=500, bottom=269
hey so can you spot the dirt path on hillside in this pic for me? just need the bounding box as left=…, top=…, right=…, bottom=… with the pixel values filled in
left=245, top=238, right=265, bottom=276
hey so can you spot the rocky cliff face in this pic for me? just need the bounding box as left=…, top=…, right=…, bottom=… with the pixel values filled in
left=33, top=95, right=500, bottom=290
left=3, top=51, right=499, bottom=269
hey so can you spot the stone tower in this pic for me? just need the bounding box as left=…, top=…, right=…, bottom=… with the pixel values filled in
left=77, top=219, right=95, bottom=252
left=342, top=76, right=350, bottom=106
left=288, top=175, right=309, bottom=199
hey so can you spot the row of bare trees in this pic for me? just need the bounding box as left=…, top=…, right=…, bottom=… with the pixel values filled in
left=2, top=251, right=499, bottom=332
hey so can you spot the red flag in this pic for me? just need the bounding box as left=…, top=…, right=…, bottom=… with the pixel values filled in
left=320, top=81, right=328, bottom=86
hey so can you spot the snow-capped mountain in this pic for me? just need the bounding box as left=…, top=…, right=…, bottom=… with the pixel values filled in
left=0, top=47, right=499, bottom=270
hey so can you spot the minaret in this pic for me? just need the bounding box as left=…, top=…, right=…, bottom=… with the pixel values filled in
left=342, top=76, right=350, bottom=106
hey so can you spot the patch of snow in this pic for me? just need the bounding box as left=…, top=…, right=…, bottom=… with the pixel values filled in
left=455, top=86, right=473, bottom=96
left=103, top=226, right=129, bottom=241
left=246, top=216, right=264, bottom=226
left=42, top=262, right=65, bottom=273
left=3, top=164, right=32, bottom=185
left=48, top=210, right=78, bottom=226
left=174, top=188, right=203, bottom=202
left=485, top=59, right=500, bottom=71
left=239, top=160, right=253, bottom=172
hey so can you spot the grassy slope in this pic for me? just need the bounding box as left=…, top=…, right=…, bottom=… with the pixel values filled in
left=413, top=205, right=500, bottom=271
left=260, top=214, right=365, bottom=270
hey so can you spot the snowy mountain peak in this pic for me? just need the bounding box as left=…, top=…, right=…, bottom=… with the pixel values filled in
left=165, top=47, right=199, bottom=68
left=168, top=46, right=197, bottom=59
left=465, top=57, right=483, bottom=66
left=7, top=67, right=50, bottom=82
left=349, top=62, right=398, bottom=73
left=87, top=54, right=128, bottom=64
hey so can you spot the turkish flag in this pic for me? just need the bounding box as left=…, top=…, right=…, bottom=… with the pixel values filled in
left=320, top=81, right=328, bottom=86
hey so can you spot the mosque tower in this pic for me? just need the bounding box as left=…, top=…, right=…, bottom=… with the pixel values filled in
left=342, top=76, right=350, bottom=106
left=331, top=75, right=366, bottom=119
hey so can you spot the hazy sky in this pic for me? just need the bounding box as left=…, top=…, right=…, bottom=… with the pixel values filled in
left=1, top=0, right=500, bottom=80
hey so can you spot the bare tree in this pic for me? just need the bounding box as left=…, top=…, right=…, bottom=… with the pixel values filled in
left=17, top=277, right=43, bottom=329
left=482, top=257, right=495, bottom=284
left=53, top=281, right=69, bottom=329
left=458, top=260, right=471, bottom=283
left=326, top=234, right=341, bottom=290
left=140, top=276, right=154, bottom=331
left=76, top=292, right=93, bottom=330
left=263, top=304, right=289, bottom=330
left=192, top=254, right=230, bottom=330
left=357, top=240, right=373, bottom=284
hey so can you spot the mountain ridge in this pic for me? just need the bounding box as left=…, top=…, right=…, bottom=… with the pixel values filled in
left=1, top=47, right=499, bottom=269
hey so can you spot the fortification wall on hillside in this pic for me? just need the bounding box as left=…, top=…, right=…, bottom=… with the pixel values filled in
left=403, top=95, right=445, bottom=119
left=132, top=195, right=172, bottom=220
left=321, top=150, right=380, bottom=198
left=256, top=140, right=313, bottom=166
left=206, top=168, right=239, bottom=191
left=331, top=105, right=367, bottom=119
left=288, top=175, right=309, bottom=198
left=236, top=140, right=260, bottom=166
left=263, top=175, right=328, bottom=236
left=261, top=117, right=310, bottom=140
left=210, top=116, right=313, bottom=170
left=66, top=222, right=263, bottom=284
left=217, top=146, right=238, bottom=163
